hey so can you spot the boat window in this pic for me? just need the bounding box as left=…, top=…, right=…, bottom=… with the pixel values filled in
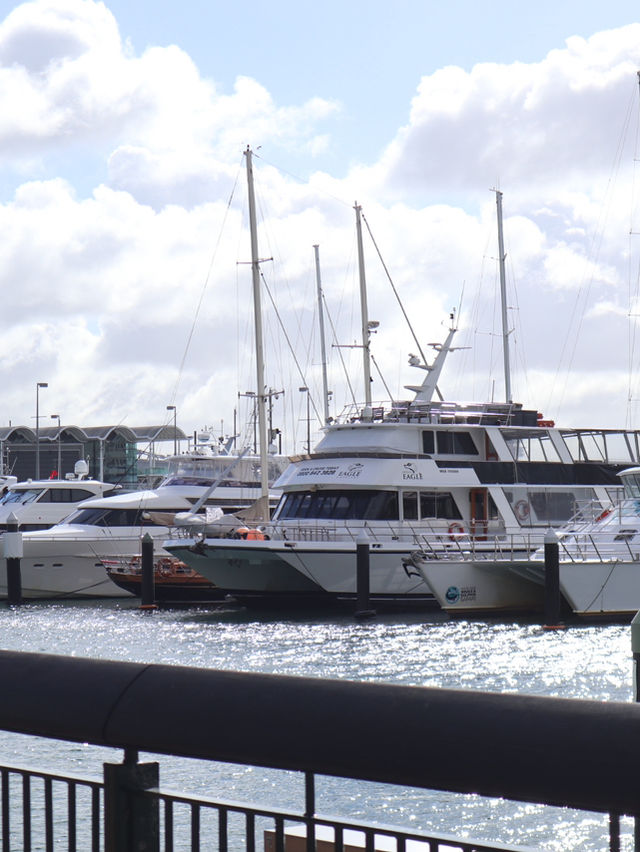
left=503, top=433, right=561, bottom=463
left=402, top=491, right=418, bottom=521
left=273, top=489, right=399, bottom=521
left=436, top=431, right=478, bottom=455
left=419, top=491, right=462, bottom=520
left=0, top=488, right=42, bottom=506
left=623, top=473, right=640, bottom=500
left=36, top=488, right=97, bottom=503
left=60, top=507, right=160, bottom=527
left=604, top=432, right=636, bottom=463
left=504, top=487, right=598, bottom=526
left=422, top=431, right=435, bottom=454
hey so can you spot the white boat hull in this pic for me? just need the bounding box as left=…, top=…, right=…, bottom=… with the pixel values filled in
left=416, top=556, right=544, bottom=613
left=0, top=528, right=160, bottom=599
left=557, top=560, right=640, bottom=617
left=164, top=538, right=435, bottom=603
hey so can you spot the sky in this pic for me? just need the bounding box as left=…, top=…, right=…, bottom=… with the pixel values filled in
left=2, top=0, right=640, bottom=459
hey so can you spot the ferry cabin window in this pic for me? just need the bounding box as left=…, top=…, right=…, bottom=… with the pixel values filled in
left=419, top=491, right=463, bottom=520
left=435, top=431, right=478, bottom=455
left=422, top=431, right=435, bottom=454
left=504, top=488, right=597, bottom=525
left=274, top=490, right=399, bottom=521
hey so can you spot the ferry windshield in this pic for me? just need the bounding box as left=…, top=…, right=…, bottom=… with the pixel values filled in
left=0, top=488, right=43, bottom=505
left=274, top=489, right=399, bottom=521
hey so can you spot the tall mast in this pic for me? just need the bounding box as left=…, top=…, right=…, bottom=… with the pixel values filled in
left=355, top=203, right=373, bottom=412
left=244, top=147, right=269, bottom=516
left=495, top=190, right=512, bottom=404
left=313, top=244, right=331, bottom=425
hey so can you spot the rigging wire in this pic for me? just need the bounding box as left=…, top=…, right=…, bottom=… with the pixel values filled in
left=550, top=80, right=637, bottom=421
left=170, top=162, right=243, bottom=404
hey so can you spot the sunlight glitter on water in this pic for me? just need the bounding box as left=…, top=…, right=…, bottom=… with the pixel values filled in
left=0, top=600, right=635, bottom=849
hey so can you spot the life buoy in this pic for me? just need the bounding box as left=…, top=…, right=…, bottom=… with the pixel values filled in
left=448, top=522, right=465, bottom=540
left=245, top=528, right=265, bottom=541
left=595, top=507, right=612, bottom=523
left=515, top=500, right=530, bottom=522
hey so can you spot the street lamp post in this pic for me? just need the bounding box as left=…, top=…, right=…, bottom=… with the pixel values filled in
left=299, top=386, right=310, bottom=453
left=166, top=405, right=177, bottom=455
left=51, top=414, right=61, bottom=479
left=35, top=382, right=48, bottom=479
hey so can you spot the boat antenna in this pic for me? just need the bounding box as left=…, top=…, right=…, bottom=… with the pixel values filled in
left=494, top=189, right=513, bottom=403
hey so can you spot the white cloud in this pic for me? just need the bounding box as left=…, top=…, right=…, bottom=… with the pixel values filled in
left=1, top=3, right=640, bottom=449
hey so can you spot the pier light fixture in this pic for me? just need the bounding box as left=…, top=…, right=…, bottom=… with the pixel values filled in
left=51, top=414, right=61, bottom=479
left=35, top=382, right=48, bottom=479
left=166, top=405, right=177, bottom=455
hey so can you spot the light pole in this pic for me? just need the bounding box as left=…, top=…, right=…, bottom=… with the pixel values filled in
left=51, top=414, right=61, bottom=479
left=299, top=386, right=310, bottom=453
left=35, top=382, right=48, bottom=479
left=166, top=405, right=177, bottom=455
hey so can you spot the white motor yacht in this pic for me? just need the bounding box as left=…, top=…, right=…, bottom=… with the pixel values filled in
left=0, top=448, right=289, bottom=599
left=0, top=461, right=116, bottom=533
left=165, top=348, right=635, bottom=608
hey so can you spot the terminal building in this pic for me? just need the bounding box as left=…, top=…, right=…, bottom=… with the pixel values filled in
left=0, top=424, right=186, bottom=486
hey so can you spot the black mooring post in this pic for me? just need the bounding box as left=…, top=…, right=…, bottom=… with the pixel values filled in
left=140, top=533, right=156, bottom=610
left=4, top=512, right=23, bottom=606
left=543, top=529, right=563, bottom=629
left=631, top=612, right=640, bottom=851
left=355, top=533, right=376, bottom=620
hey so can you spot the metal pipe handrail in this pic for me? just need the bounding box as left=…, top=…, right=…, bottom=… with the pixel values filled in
left=1, top=649, right=640, bottom=817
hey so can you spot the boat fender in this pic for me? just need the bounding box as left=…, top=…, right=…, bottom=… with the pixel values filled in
left=514, top=500, right=530, bottom=521
left=448, top=522, right=465, bottom=540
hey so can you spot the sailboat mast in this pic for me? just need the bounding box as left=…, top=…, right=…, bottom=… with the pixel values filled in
left=355, top=203, right=373, bottom=410
left=244, top=147, right=270, bottom=509
left=495, top=190, right=512, bottom=404
left=313, top=244, right=331, bottom=424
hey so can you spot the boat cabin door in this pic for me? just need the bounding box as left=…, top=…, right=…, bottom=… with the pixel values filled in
left=470, top=488, right=488, bottom=540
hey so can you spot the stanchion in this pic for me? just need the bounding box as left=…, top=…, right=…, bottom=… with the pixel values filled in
left=4, top=512, right=23, bottom=606
left=139, top=533, right=157, bottom=611
left=355, top=532, right=376, bottom=620
left=543, top=528, right=564, bottom=630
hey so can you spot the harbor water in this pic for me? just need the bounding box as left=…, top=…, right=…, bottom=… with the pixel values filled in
left=0, top=600, right=634, bottom=850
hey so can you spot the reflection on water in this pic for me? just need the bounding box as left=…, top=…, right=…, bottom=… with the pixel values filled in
left=0, top=600, right=634, bottom=849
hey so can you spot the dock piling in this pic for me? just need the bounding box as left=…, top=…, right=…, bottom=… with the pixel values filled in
left=355, top=532, right=376, bottom=620
left=4, top=512, right=23, bottom=606
left=140, top=533, right=156, bottom=610
left=543, top=528, right=563, bottom=629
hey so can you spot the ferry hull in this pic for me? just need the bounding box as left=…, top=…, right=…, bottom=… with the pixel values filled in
left=558, top=560, right=640, bottom=617
left=165, top=538, right=436, bottom=605
left=416, top=557, right=544, bottom=614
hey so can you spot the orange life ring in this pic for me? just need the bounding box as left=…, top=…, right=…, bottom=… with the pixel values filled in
left=515, top=500, right=530, bottom=521
left=448, top=522, right=465, bottom=540
left=245, top=529, right=265, bottom=541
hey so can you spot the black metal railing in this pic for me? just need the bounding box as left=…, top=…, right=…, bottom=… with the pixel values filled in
left=0, top=649, right=638, bottom=850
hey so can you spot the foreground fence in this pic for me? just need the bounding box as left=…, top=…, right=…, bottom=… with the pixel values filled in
left=0, top=649, right=638, bottom=850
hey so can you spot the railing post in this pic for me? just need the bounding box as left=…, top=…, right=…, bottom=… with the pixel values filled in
left=4, top=512, right=23, bottom=606
left=104, top=748, right=159, bottom=851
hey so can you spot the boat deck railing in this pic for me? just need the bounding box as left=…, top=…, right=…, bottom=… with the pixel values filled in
left=0, top=650, right=635, bottom=851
